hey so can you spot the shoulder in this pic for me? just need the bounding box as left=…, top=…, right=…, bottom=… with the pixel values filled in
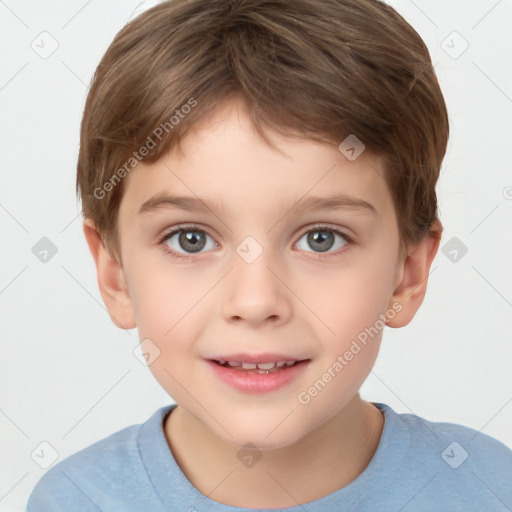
left=376, top=403, right=512, bottom=509
left=392, top=405, right=512, bottom=466
left=26, top=407, right=172, bottom=512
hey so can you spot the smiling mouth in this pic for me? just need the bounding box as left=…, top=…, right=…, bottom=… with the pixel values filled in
left=211, top=359, right=309, bottom=374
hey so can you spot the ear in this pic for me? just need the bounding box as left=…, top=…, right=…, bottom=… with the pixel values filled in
left=386, top=221, right=442, bottom=328
left=82, top=219, right=136, bottom=330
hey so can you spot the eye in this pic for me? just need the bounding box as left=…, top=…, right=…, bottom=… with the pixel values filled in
left=295, top=225, right=351, bottom=257
left=158, top=223, right=352, bottom=261
left=159, top=225, right=217, bottom=259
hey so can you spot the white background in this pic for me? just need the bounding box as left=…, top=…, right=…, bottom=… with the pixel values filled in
left=1, top=1, right=511, bottom=510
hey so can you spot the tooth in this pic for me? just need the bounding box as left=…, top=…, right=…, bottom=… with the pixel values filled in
left=276, top=361, right=286, bottom=367
left=228, top=361, right=242, bottom=367
left=218, top=360, right=226, bottom=365
left=257, top=362, right=276, bottom=370
left=242, top=362, right=257, bottom=369
left=284, top=361, right=295, bottom=366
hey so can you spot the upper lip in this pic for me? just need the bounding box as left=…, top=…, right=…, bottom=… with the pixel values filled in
left=208, top=353, right=310, bottom=364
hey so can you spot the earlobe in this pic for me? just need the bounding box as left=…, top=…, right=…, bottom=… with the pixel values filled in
left=386, top=221, right=442, bottom=328
left=82, top=219, right=136, bottom=330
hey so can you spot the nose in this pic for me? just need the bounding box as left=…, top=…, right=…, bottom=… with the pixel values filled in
left=221, top=246, right=292, bottom=327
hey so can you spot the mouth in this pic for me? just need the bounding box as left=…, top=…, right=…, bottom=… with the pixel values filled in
left=206, top=357, right=311, bottom=393
left=209, top=359, right=310, bottom=374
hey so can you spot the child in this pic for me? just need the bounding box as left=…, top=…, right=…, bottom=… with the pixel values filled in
left=27, top=0, right=512, bottom=510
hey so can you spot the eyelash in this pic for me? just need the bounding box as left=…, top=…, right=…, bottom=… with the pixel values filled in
left=157, top=224, right=353, bottom=262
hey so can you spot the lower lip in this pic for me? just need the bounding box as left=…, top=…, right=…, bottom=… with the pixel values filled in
left=206, top=359, right=310, bottom=393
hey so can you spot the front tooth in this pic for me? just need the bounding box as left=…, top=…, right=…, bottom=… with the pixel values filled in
left=241, top=362, right=257, bottom=369
left=257, top=362, right=276, bottom=370
left=276, top=361, right=286, bottom=367
left=228, top=361, right=242, bottom=367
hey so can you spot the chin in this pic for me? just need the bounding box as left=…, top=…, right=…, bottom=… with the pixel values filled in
left=219, top=418, right=307, bottom=452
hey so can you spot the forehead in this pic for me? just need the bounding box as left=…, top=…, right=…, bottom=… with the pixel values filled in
left=119, top=99, right=394, bottom=223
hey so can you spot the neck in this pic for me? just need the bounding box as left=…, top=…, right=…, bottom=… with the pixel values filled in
left=164, top=395, right=384, bottom=508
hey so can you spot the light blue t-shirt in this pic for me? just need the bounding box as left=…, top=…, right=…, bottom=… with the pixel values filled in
left=26, top=402, right=512, bottom=511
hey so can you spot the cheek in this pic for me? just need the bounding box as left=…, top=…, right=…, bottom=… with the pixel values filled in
left=127, top=259, right=231, bottom=388
left=127, top=260, right=206, bottom=346
left=128, top=266, right=209, bottom=394
left=295, top=260, right=390, bottom=415
left=302, top=253, right=397, bottom=342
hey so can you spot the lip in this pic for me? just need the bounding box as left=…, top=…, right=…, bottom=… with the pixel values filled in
left=208, top=353, right=307, bottom=364
left=206, top=359, right=310, bottom=393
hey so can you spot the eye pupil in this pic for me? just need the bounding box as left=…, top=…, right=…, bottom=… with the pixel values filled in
left=308, top=230, right=334, bottom=253
left=179, top=230, right=206, bottom=252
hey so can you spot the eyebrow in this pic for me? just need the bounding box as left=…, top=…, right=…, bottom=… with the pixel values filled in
left=138, top=193, right=378, bottom=217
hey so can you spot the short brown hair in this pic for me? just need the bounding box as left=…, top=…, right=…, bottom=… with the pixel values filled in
left=77, top=0, right=449, bottom=261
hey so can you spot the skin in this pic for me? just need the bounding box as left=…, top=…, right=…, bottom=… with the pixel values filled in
left=84, top=97, right=440, bottom=508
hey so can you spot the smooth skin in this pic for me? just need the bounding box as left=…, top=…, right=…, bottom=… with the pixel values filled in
left=83, top=97, right=440, bottom=508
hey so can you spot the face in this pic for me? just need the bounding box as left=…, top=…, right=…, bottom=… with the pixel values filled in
left=116, top=98, right=404, bottom=450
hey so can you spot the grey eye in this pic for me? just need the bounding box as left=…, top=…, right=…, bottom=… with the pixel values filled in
left=296, top=228, right=348, bottom=253
left=165, top=229, right=216, bottom=254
